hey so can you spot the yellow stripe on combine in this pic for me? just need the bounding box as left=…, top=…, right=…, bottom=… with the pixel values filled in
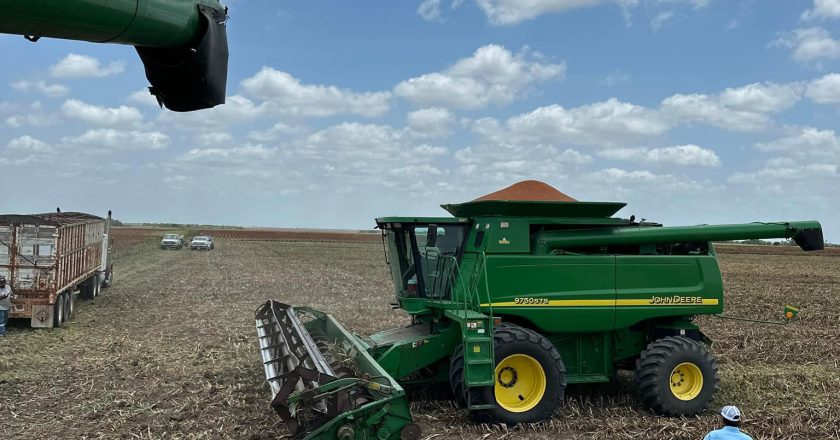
left=479, top=298, right=719, bottom=307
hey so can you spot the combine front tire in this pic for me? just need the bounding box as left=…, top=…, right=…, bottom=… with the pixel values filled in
left=452, top=324, right=566, bottom=425
left=634, top=336, right=719, bottom=416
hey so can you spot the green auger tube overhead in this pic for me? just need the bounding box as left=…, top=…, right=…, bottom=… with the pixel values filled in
left=1, top=0, right=229, bottom=111
left=257, top=181, right=824, bottom=434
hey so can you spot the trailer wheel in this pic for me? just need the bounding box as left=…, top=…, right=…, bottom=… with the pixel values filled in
left=79, top=278, right=93, bottom=300
left=634, top=336, right=719, bottom=416
left=62, top=292, right=72, bottom=322
left=68, top=290, right=75, bottom=318
left=93, top=274, right=101, bottom=298
left=53, top=293, right=65, bottom=328
left=453, top=324, right=566, bottom=425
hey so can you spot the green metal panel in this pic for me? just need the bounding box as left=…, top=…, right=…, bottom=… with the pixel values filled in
left=614, top=255, right=724, bottom=329
left=479, top=255, right=616, bottom=333
left=0, top=0, right=223, bottom=47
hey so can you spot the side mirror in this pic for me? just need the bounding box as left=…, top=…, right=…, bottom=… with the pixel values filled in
left=426, top=224, right=438, bottom=247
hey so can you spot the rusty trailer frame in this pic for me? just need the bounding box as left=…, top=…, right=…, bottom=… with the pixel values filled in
left=0, top=212, right=111, bottom=328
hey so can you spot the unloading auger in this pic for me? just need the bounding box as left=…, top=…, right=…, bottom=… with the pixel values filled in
left=256, top=181, right=824, bottom=440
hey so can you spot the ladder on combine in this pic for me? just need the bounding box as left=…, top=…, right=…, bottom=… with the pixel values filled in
left=447, top=251, right=496, bottom=411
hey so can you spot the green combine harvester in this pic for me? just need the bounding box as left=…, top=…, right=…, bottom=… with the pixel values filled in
left=255, top=181, right=823, bottom=440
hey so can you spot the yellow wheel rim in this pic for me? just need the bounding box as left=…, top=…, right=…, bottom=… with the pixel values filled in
left=494, top=354, right=547, bottom=413
left=669, top=362, right=703, bottom=401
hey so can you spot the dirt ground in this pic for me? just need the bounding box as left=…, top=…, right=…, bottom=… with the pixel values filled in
left=1, top=237, right=837, bottom=439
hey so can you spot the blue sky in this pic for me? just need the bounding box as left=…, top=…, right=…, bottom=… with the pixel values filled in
left=1, top=0, right=839, bottom=241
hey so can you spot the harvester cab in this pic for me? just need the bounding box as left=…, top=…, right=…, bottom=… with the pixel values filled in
left=256, top=181, right=824, bottom=439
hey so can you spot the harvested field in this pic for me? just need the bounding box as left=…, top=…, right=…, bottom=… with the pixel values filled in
left=0, top=234, right=837, bottom=439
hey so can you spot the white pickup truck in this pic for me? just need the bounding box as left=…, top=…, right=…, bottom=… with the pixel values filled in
left=160, top=233, right=184, bottom=250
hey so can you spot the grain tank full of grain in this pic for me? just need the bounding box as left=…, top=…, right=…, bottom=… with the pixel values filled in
left=0, top=211, right=114, bottom=328
left=256, top=180, right=823, bottom=439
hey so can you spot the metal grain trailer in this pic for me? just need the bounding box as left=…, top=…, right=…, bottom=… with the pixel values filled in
left=0, top=211, right=114, bottom=328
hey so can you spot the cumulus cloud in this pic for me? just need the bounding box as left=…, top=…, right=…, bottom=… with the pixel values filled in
left=753, top=127, right=840, bottom=159
left=661, top=82, right=802, bottom=131
left=240, top=68, right=390, bottom=117
left=473, top=98, right=668, bottom=147
left=11, top=80, right=69, bottom=98
left=651, top=10, right=675, bottom=31
left=6, top=135, right=53, bottom=153
left=801, top=0, right=840, bottom=20
left=418, top=0, right=443, bottom=21
left=61, top=99, right=143, bottom=126
left=806, top=73, right=840, bottom=103
left=407, top=107, right=456, bottom=138
left=598, top=144, right=721, bottom=166
left=178, top=144, right=276, bottom=165
left=49, top=54, right=125, bottom=78
left=772, top=27, right=840, bottom=64
left=4, top=102, right=61, bottom=128
left=127, top=90, right=161, bottom=107
left=473, top=0, right=635, bottom=25
left=394, top=44, right=565, bottom=109
left=62, top=129, right=169, bottom=153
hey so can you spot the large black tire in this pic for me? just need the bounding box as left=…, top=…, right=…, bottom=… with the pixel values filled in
left=62, top=292, right=71, bottom=322
left=67, top=290, right=75, bottom=318
left=451, top=324, right=566, bottom=425
left=53, top=294, right=65, bottom=328
left=634, top=336, right=719, bottom=416
left=80, top=277, right=94, bottom=300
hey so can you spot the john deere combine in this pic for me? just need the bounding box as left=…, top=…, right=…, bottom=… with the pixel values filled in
left=256, top=182, right=823, bottom=439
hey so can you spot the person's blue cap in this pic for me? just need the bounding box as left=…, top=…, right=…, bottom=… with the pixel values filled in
left=721, top=405, right=741, bottom=422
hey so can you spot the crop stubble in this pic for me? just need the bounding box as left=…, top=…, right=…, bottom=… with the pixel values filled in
left=0, top=237, right=837, bottom=439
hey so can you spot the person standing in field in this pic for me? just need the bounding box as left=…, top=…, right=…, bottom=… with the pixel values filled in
left=704, top=406, right=753, bottom=440
left=0, top=275, right=13, bottom=336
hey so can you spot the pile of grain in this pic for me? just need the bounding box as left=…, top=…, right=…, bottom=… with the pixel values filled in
left=474, top=180, right=577, bottom=202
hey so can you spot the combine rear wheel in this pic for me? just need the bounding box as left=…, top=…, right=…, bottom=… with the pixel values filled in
left=634, top=336, right=719, bottom=416
left=451, top=324, right=565, bottom=425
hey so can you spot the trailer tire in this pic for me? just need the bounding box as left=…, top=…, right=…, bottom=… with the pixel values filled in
left=67, top=291, right=74, bottom=318
left=93, top=274, right=101, bottom=298
left=80, top=278, right=94, bottom=300
left=62, top=292, right=71, bottom=322
left=53, top=293, right=65, bottom=328
left=453, top=324, right=566, bottom=425
left=634, top=336, right=719, bottom=417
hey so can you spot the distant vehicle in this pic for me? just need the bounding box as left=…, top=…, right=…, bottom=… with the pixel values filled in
left=0, top=211, right=114, bottom=328
left=160, top=233, right=183, bottom=250
left=191, top=235, right=214, bottom=251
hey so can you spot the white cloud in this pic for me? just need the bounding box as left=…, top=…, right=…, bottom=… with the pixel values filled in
left=753, top=127, right=840, bottom=159
left=475, top=0, right=639, bottom=25
left=4, top=102, right=61, bottom=128
left=475, top=98, right=668, bottom=147
left=418, top=0, right=443, bottom=21
left=407, top=107, right=456, bottom=138
left=6, top=135, right=53, bottom=153
left=651, top=11, right=675, bottom=31
left=49, top=54, right=125, bottom=79
left=178, top=144, right=276, bottom=165
left=127, top=90, right=161, bottom=107
left=598, top=144, right=721, bottom=166
left=802, top=0, right=840, bottom=20
left=661, top=82, right=801, bottom=132
left=158, top=94, right=269, bottom=129
left=61, top=99, right=143, bottom=126
left=394, top=44, right=565, bottom=109
left=772, top=27, right=840, bottom=64
left=247, top=121, right=307, bottom=142
left=196, top=132, right=235, bottom=147
left=11, top=80, right=69, bottom=98
left=62, top=129, right=169, bottom=153
left=806, top=73, right=840, bottom=103
left=600, top=69, right=631, bottom=87
left=240, top=67, right=390, bottom=117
